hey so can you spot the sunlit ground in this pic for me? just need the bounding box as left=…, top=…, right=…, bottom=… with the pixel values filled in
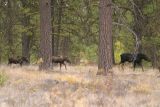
left=0, top=64, right=160, bottom=107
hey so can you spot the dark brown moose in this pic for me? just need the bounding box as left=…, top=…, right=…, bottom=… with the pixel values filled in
left=120, top=53, right=150, bottom=71
left=8, top=56, right=29, bottom=66
left=52, top=56, right=71, bottom=70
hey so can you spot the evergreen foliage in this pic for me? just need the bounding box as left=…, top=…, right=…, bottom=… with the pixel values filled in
left=0, top=0, right=159, bottom=66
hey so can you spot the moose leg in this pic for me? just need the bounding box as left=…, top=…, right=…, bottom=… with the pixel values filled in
left=120, top=63, right=124, bottom=70
left=19, top=60, right=23, bottom=67
left=63, top=63, right=67, bottom=70
left=133, top=62, right=136, bottom=71
left=140, top=63, right=144, bottom=72
left=8, top=63, right=12, bottom=67
left=20, top=62, right=23, bottom=67
left=8, top=62, right=11, bottom=66
left=60, top=63, right=62, bottom=70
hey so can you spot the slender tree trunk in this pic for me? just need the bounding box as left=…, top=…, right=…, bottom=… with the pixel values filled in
left=60, top=37, right=64, bottom=55
left=0, top=47, right=2, bottom=62
left=65, top=34, right=71, bottom=56
left=21, top=0, right=31, bottom=61
left=39, top=0, right=52, bottom=70
left=152, top=45, right=157, bottom=68
left=112, top=38, right=115, bottom=64
left=22, top=15, right=30, bottom=61
left=55, top=0, right=63, bottom=56
left=61, top=37, right=68, bottom=56
left=133, top=0, right=145, bottom=53
left=98, top=0, right=113, bottom=75
left=7, top=0, right=14, bottom=56
left=51, top=0, right=55, bottom=56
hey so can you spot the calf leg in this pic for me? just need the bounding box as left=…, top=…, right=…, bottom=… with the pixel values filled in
left=63, top=63, right=67, bottom=70
left=140, top=63, right=144, bottom=72
left=61, top=62, right=67, bottom=70
left=60, top=63, right=62, bottom=70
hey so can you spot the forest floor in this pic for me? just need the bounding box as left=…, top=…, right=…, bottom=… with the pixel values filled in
left=0, top=64, right=160, bottom=107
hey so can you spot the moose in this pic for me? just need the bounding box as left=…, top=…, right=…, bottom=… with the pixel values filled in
left=52, top=56, right=71, bottom=70
left=120, top=53, right=150, bottom=71
left=8, top=56, right=29, bottom=66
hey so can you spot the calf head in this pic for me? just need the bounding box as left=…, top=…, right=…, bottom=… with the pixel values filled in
left=64, top=57, right=71, bottom=64
left=137, top=53, right=151, bottom=62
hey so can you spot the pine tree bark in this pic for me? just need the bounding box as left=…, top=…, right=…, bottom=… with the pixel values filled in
left=98, top=0, right=113, bottom=75
left=39, top=0, right=52, bottom=70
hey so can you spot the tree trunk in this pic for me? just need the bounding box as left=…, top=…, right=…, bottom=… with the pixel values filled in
left=65, top=34, right=71, bottom=57
left=55, top=0, right=63, bottom=56
left=133, top=0, right=145, bottom=53
left=98, top=0, right=113, bottom=75
left=61, top=37, right=68, bottom=56
left=21, top=0, right=31, bottom=61
left=22, top=15, right=30, bottom=61
left=7, top=0, right=14, bottom=56
left=39, top=0, right=52, bottom=70
left=112, top=38, right=115, bottom=64
left=152, top=45, right=157, bottom=68
left=60, top=37, right=64, bottom=56
left=51, top=0, right=55, bottom=56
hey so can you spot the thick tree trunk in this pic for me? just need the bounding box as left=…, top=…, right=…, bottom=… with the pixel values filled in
left=39, top=0, right=52, bottom=70
left=98, top=0, right=113, bottom=75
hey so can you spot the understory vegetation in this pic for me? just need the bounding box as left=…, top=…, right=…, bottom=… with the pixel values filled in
left=0, top=65, right=159, bottom=106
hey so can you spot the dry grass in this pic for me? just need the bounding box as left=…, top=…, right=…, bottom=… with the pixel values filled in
left=0, top=64, right=160, bottom=107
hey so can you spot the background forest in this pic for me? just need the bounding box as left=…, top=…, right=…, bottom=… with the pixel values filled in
left=0, top=0, right=160, bottom=67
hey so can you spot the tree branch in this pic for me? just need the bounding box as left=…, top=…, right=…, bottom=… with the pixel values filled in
left=112, top=22, right=139, bottom=58
left=128, top=0, right=145, bottom=19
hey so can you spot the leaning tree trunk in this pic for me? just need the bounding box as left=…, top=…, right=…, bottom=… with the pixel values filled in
left=39, top=0, right=52, bottom=70
left=98, top=0, right=113, bottom=75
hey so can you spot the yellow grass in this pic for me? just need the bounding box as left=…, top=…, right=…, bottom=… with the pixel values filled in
left=0, top=64, right=159, bottom=107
